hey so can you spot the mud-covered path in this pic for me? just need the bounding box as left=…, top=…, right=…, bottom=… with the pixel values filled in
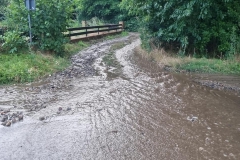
left=1, top=33, right=240, bottom=160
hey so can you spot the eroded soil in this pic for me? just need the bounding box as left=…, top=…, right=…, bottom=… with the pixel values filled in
left=0, top=33, right=240, bottom=160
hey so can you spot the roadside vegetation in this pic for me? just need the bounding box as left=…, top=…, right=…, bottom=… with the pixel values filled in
left=136, top=47, right=240, bottom=75
left=0, top=32, right=128, bottom=85
left=0, top=0, right=130, bottom=84
left=121, top=0, right=240, bottom=75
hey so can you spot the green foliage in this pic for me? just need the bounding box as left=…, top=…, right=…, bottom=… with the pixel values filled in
left=121, top=0, right=240, bottom=57
left=77, top=0, right=121, bottom=23
left=31, top=0, right=72, bottom=54
left=0, top=0, right=8, bottom=21
left=0, top=53, right=69, bottom=84
left=4, top=0, right=73, bottom=55
left=5, top=1, right=28, bottom=31
left=0, top=31, right=27, bottom=54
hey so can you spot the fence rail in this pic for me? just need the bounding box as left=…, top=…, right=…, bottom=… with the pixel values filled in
left=66, top=22, right=124, bottom=41
left=0, top=22, right=124, bottom=41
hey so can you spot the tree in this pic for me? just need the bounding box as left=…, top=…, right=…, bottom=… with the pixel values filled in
left=121, top=0, right=240, bottom=57
left=77, top=0, right=121, bottom=22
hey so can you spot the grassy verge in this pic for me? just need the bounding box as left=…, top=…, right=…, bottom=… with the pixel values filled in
left=0, top=53, right=69, bottom=84
left=64, top=41, right=89, bottom=58
left=104, top=31, right=129, bottom=40
left=135, top=47, right=240, bottom=75
left=0, top=41, right=89, bottom=84
left=0, top=31, right=129, bottom=84
left=178, top=58, right=240, bottom=74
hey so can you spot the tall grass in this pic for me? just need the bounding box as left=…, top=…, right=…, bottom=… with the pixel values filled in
left=135, top=47, right=240, bottom=75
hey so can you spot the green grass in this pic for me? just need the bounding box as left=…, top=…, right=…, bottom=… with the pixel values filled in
left=178, top=58, right=240, bottom=75
left=64, top=41, right=89, bottom=58
left=0, top=53, right=69, bottom=84
left=104, top=31, right=129, bottom=40
left=0, top=41, right=90, bottom=84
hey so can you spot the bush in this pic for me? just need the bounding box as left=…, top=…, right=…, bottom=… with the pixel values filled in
left=121, top=0, right=240, bottom=57
left=4, top=0, right=72, bottom=55
left=0, top=30, right=27, bottom=53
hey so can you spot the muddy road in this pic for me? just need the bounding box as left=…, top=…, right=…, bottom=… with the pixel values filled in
left=0, top=33, right=240, bottom=160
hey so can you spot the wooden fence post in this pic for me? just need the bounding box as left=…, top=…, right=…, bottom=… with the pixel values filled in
left=119, top=21, right=124, bottom=31
left=82, top=21, right=86, bottom=27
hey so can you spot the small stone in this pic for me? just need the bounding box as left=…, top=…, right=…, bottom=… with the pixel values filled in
left=5, top=121, right=11, bottom=127
left=58, top=107, right=62, bottom=111
left=4, top=109, right=10, bottom=113
left=67, top=107, right=71, bottom=111
left=199, top=147, right=204, bottom=151
left=56, top=111, right=61, bottom=114
left=11, top=118, right=16, bottom=124
left=39, top=116, right=45, bottom=121
left=18, top=115, right=23, bottom=121
left=12, top=113, right=17, bottom=118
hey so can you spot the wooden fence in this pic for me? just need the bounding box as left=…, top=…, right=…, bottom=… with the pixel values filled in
left=66, top=22, right=124, bottom=41
left=0, top=22, right=124, bottom=42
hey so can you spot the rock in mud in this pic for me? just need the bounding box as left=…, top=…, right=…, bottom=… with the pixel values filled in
left=4, top=109, right=10, bottom=113
left=0, top=115, right=8, bottom=122
left=39, top=116, right=45, bottom=121
left=5, top=121, right=11, bottom=127
left=18, top=115, right=23, bottom=121
left=11, top=118, right=16, bottom=124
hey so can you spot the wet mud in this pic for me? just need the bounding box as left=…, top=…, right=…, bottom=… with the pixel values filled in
left=192, top=74, right=240, bottom=95
left=0, top=33, right=240, bottom=160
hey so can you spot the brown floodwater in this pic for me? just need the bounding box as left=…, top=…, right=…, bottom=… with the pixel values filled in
left=0, top=34, right=240, bottom=160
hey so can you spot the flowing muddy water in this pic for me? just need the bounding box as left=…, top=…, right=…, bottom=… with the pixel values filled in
left=0, top=33, right=240, bottom=160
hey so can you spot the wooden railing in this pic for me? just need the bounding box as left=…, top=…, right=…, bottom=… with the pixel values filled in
left=66, top=22, right=124, bottom=41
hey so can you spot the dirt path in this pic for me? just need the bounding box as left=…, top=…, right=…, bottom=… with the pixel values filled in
left=0, top=33, right=240, bottom=160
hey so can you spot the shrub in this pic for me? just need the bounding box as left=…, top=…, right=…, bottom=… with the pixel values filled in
left=4, top=0, right=72, bottom=55
left=0, top=30, right=27, bottom=53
